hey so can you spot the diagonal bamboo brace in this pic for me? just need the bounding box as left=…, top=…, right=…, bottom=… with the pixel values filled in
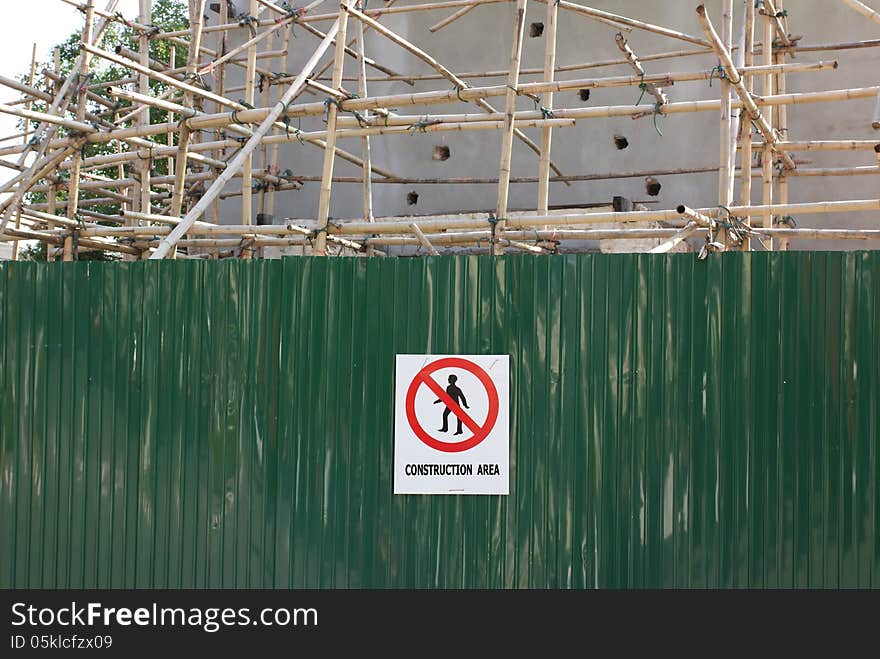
left=697, top=4, right=796, bottom=170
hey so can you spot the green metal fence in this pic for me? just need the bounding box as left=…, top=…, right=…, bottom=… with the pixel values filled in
left=1, top=253, right=877, bottom=588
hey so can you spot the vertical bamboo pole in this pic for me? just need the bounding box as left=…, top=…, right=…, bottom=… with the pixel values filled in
left=718, top=0, right=733, bottom=211
left=64, top=0, right=96, bottom=262
left=171, top=0, right=207, bottom=220
left=314, top=1, right=355, bottom=256
left=775, top=0, right=790, bottom=251
left=257, top=29, right=275, bottom=227
left=761, top=2, right=774, bottom=249
left=355, top=0, right=374, bottom=253
left=167, top=46, right=176, bottom=177
left=493, top=0, right=528, bottom=256
left=739, top=0, right=754, bottom=250
left=211, top=0, right=229, bottom=226
left=137, top=0, right=152, bottom=216
left=241, top=0, right=259, bottom=243
left=47, top=47, right=61, bottom=263
left=265, top=22, right=292, bottom=226
left=11, top=43, right=37, bottom=261
left=537, top=0, right=557, bottom=215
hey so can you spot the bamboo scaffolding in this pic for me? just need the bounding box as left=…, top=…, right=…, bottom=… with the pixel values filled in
left=32, top=197, right=880, bottom=238
left=150, top=2, right=349, bottom=259
left=4, top=0, right=880, bottom=261
left=698, top=5, right=796, bottom=171
left=343, top=2, right=566, bottom=178
left=0, top=61, right=840, bottom=158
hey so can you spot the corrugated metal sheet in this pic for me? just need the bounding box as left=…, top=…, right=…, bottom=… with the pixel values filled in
left=1, top=253, right=878, bottom=588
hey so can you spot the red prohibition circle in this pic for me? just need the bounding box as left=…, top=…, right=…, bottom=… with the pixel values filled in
left=405, top=357, right=499, bottom=453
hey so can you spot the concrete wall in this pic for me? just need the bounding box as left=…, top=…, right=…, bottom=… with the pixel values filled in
left=214, top=0, right=880, bottom=250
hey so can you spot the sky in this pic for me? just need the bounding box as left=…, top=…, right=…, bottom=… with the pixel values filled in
left=0, top=0, right=142, bottom=185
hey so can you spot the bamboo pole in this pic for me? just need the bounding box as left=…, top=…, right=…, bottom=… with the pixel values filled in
left=134, top=0, right=153, bottom=221
left=649, top=222, right=699, bottom=253
left=0, top=105, right=96, bottom=134
left=739, top=0, right=755, bottom=249
left=0, top=60, right=839, bottom=156
left=494, top=0, right=528, bottom=255
left=10, top=75, right=878, bottom=164
left=27, top=202, right=880, bottom=240
left=615, top=32, right=668, bottom=107
left=429, top=3, right=477, bottom=32
left=698, top=5, right=795, bottom=172
left=296, top=16, right=413, bottom=84
left=46, top=48, right=62, bottom=262
left=840, top=0, right=880, bottom=26
left=537, top=0, right=557, bottom=215
left=357, top=36, right=880, bottom=84
left=167, top=46, right=176, bottom=178
left=83, top=43, right=243, bottom=110
left=409, top=223, right=439, bottom=255
left=38, top=223, right=880, bottom=245
left=775, top=0, right=790, bottom=251
left=314, top=1, right=355, bottom=256
left=761, top=3, right=774, bottom=247
left=757, top=0, right=793, bottom=47
left=212, top=0, right=230, bottom=226
left=256, top=26, right=277, bottom=231
left=171, top=0, right=208, bottom=222
left=716, top=1, right=734, bottom=216
left=150, top=3, right=350, bottom=259
left=0, top=73, right=108, bottom=127
left=355, top=2, right=374, bottom=247
left=542, top=0, right=711, bottom=48
left=242, top=0, right=259, bottom=236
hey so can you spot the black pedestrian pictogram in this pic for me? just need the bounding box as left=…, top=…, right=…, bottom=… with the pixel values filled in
left=434, top=374, right=469, bottom=435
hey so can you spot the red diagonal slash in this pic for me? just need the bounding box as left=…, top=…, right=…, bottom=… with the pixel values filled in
left=417, top=373, right=482, bottom=435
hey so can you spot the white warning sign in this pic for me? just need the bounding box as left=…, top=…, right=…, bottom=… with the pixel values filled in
left=394, top=355, right=509, bottom=495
